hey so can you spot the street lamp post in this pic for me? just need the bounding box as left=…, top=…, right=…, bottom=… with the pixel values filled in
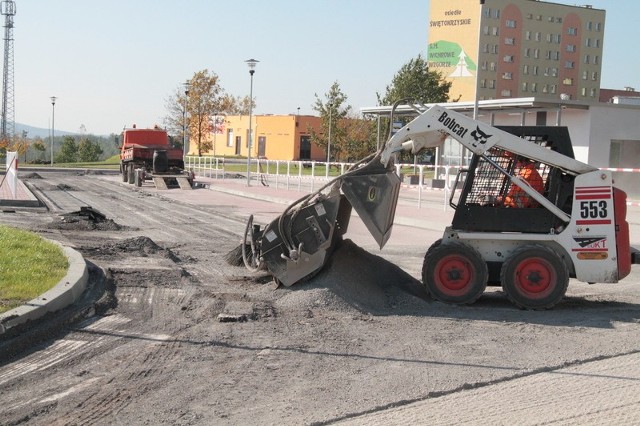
left=326, top=102, right=333, bottom=178
left=245, top=58, right=259, bottom=186
left=50, top=96, right=56, bottom=165
left=183, top=80, right=190, bottom=158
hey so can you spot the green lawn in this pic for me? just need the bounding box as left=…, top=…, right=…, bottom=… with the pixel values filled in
left=0, top=225, right=68, bottom=314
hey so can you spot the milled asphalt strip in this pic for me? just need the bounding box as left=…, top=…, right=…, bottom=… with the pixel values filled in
left=326, top=350, right=640, bottom=425
left=0, top=241, right=88, bottom=335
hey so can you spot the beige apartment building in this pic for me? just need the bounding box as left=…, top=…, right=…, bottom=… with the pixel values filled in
left=428, top=0, right=605, bottom=102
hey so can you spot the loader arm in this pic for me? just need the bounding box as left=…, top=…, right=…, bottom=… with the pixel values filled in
left=380, top=105, right=597, bottom=176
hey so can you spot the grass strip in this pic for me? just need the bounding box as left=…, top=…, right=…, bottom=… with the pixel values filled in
left=0, top=225, right=68, bottom=314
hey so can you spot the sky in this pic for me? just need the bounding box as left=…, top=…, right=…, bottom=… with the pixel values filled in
left=11, top=0, right=640, bottom=136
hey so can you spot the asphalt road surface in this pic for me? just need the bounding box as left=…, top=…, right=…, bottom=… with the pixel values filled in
left=1, top=171, right=639, bottom=425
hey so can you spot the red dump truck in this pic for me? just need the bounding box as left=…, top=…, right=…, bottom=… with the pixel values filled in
left=119, top=125, right=190, bottom=189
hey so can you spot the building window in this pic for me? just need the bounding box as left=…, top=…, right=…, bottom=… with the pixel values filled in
left=566, top=44, right=576, bottom=52
left=595, top=39, right=600, bottom=48
left=581, top=87, right=587, bottom=96
left=502, top=72, right=513, bottom=80
left=522, top=82, right=528, bottom=91
left=543, top=84, right=549, bottom=94
left=483, top=26, right=490, bottom=35
left=480, top=79, right=487, bottom=88
left=584, top=54, right=590, bottom=64
left=483, top=43, right=489, bottom=53
left=546, top=33, right=552, bottom=42
left=596, top=22, right=602, bottom=31
left=590, top=88, right=596, bottom=97
left=583, top=71, right=588, bottom=80
left=489, top=80, right=496, bottom=89
left=531, top=83, right=537, bottom=92
left=565, top=61, right=575, bottom=69
left=553, top=51, right=560, bottom=60
left=503, top=55, right=514, bottom=63
left=594, top=55, right=599, bottom=64
left=592, top=71, right=598, bottom=81
left=481, top=61, right=488, bottom=70
left=524, top=48, right=530, bottom=57
left=526, top=13, right=533, bottom=19
left=227, top=129, right=234, bottom=147
left=492, top=27, right=499, bottom=36
left=506, top=19, right=516, bottom=28
left=551, top=68, right=558, bottom=77
left=536, top=15, right=542, bottom=21
left=491, top=44, right=499, bottom=54
left=484, top=8, right=491, bottom=18
left=588, top=21, right=593, bottom=30
left=563, top=78, right=573, bottom=85
left=567, top=27, right=578, bottom=35
left=525, top=31, right=531, bottom=40
left=504, top=37, right=515, bottom=45
left=534, top=48, right=540, bottom=59
left=493, top=9, right=500, bottom=19
left=556, top=17, right=563, bottom=23
left=532, top=65, right=539, bottom=76
left=550, top=84, right=557, bottom=94
left=501, top=89, right=511, bottom=97
left=535, top=32, right=541, bottom=41
left=490, top=62, right=497, bottom=71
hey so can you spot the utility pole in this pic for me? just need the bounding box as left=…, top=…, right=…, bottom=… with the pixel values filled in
left=1, top=0, right=16, bottom=145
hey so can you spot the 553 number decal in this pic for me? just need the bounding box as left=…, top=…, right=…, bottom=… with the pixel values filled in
left=580, top=200, right=608, bottom=219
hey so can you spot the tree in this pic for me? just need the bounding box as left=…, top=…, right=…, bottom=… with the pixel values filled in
left=221, top=94, right=253, bottom=115
left=163, top=69, right=227, bottom=157
left=341, top=113, right=378, bottom=161
left=78, top=138, right=103, bottom=162
left=32, top=138, right=47, bottom=163
left=310, top=81, right=351, bottom=162
left=377, top=55, right=452, bottom=106
left=1, top=135, right=30, bottom=162
left=55, top=136, right=78, bottom=163
left=377, top=55, right=452, bottom=162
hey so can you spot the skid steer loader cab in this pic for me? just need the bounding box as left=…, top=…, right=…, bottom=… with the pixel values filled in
left=449, top=126, right=576, bottom=235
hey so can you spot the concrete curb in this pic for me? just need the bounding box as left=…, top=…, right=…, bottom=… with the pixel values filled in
left=0, top=241, right=88, bottom=335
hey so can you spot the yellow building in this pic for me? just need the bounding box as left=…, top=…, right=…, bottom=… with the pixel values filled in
left=192, top=114, right=326, bottom=161
left=428, top=0, right=605, bottom=102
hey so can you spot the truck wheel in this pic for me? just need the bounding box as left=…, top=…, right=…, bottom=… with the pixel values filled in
left=500, top=244, right=569, bottom=310
left=422, top=241, right=488, bottom=305
left=121, top=163, right=128, bottom=182
left=127, top=163, right=135, bottom=184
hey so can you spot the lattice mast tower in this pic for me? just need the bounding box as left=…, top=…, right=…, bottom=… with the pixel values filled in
left=1, top=0, right=16, bottom=144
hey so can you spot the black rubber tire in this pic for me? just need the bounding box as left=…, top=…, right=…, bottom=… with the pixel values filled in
left=422, top=241, right=488, bottom=305
left=120, top=163, right=128, bottom=182
left=127, top=163, right=135, bottom=184
left=500, top=244, right=569, bottom=310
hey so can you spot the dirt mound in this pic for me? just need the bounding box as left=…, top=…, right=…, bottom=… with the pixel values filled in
left=81, top=236, right=182, bottom=263
left=20, top=172, right=42, bottom=179
left=56, top=183, right=74, bottom=191
left=275, top=239, right=429, bottom=315
left=47, top=217, right=128, bottom=231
